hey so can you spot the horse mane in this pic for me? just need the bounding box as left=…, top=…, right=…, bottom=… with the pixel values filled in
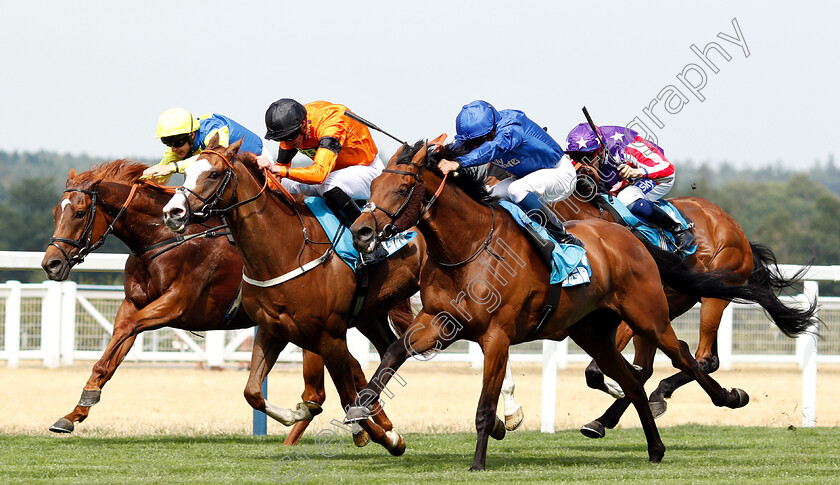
left=233, top=151, right=304, bottom=204
left=396, top=140, right=496, bottom=204
left=69, top=159, right=150, bottom=188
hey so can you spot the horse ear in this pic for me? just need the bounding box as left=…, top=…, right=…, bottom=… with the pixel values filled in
left=429, top=133, right=447, bottom=147
left=410, top=144, right=428, bottom=165
left=208, top=132, right=221, bottom=149
left=66, top=168, right=78, bottom=188
left=225, top=137, right=243, bottom=158
left=388, top=144, right=407, bottom=165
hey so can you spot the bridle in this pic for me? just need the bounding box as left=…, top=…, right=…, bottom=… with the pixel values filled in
left=49, top=184, right=139, bottom=267
left=362, top=158, right=496, bottom=267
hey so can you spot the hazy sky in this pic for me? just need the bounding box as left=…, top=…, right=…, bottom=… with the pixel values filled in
left=1, top=0, right=836, bottom=169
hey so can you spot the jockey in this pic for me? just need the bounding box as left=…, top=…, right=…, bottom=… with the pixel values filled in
left=255, top=98, right=386, bottom=264
left=564, top=123, right=695, bottom=249
left=142, top=107, right=265, bottom=183
left=437, top=100, right=582, bottom=247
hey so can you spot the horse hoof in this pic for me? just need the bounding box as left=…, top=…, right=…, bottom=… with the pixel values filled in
left=649, top=399, right=667, bottom=418
left=505, top=407, right=524, bottom=431
left=580, top=420, right=605, bottom=439
left=49, top=418, right=74, bottom=434
left=344, top=406, right=370, bottom=423
left=353, top=429, right=370, bottom=447
left=732, top=388, right=749, bottom=408
left=303, top=401, right=323, bottom=417
left=490, top=416, right=506, bottom=440
left=385, top=430, right=405, bottom=457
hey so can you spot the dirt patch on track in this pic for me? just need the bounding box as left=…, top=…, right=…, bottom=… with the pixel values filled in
left=2, top=361, right=838, bottom=437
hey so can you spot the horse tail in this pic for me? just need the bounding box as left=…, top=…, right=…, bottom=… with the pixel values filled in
left=387, top=297, right=415, bottom=337
left=643, top=241, right=818, bottom=338
left=748, top=241, right=810, bottom=292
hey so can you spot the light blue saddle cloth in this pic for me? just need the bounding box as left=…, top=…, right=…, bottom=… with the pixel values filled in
left=499, top=201, right=590, bottom=287
left=597, top=195, right=697, bottom=255
left=304, top=197, right=416, bottom=272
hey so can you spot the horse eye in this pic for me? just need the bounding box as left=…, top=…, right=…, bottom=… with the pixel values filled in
left=208, top=171, right=221, bottom=180
left=396, top=187, right=409, bottom=196
left=74, top=210, right=86, bottom=218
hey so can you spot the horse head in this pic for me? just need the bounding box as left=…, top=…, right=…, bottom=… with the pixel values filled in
left=162, top=133, right=244, bottom=233
left=42, top=163, right=137, bottom=280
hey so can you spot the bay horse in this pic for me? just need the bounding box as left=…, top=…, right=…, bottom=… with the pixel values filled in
left=160, top=135, right=423, bottom=455
left=346, top=139, right=753, bottom=470
left=547, top=162, right=816, bottom=437
left=41, top=160, right=408, bottom=445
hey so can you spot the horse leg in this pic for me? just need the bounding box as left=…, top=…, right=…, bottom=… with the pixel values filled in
left=470, top=330, right=511, bottom=471
left=283, top=350, right=326, bottom=446
left=624, top=305, right=748, bottom=411
left=318, top=335, right=401, bottom=456
left=50, top=300, right=140, bottom=433
left=501, top=359, right=524, bottom=431
left=243, top=326, right=303, bottom=426
left=343, top=312, right=445, bottom=454
left=584, top=323, right=631, bottom=398
left=570, top=317, right=666, bottom=463
left=650, top=297, right=728, bottom=406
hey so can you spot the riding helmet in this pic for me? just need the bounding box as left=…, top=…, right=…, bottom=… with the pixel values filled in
left=265, top=98, right=307, bottom=141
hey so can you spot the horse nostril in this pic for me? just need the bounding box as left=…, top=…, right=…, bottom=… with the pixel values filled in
left=168, top=207, right=185, bottom=219
left=357, top=226, right=374, bottom=242
left=47, top=259, right=61, bottom=271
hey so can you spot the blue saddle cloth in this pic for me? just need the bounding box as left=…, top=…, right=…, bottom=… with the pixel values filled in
left=304, top=197, right=417, bottom=272
left=596, top=195, right=697, bottom=255
left=499, top=201, right=591, bottom=287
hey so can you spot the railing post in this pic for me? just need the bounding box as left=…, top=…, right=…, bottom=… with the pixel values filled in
left=60, top=281, right=77, bottom=365
left=41, top=281, right=62, bottom=369
left=205, top=330, right=225, bottom=369
left=468, top=341, right=483, bottom=369
left=541, top=340, right=557, bottom=433
left=4, top=281, right=21, bottom=368
left=718, top=304, right=734, bottom=371
left=346, top=328, right=370, bottom=370
left=800, top=281, right=818, bottom=427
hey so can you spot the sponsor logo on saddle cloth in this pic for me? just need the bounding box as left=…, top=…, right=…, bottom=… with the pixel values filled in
left=304, top=197, right=416, bottom=272
left=499, top=201, right=591, bottom=287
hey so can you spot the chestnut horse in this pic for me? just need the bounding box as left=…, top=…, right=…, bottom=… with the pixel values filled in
left=546, top=163, right=816, bottom=437
left=161, top=136, right=424, bottom=455
left=347, top=139, right=752, bottom=470
left=41, top=160, right=407, bottom=444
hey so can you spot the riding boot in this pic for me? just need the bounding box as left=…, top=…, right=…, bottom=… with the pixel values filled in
left=633, top=200, right=696, bottom=250
left=517, top=193, right=583, bottom=248
left=322, top=187, right=388, bottom=267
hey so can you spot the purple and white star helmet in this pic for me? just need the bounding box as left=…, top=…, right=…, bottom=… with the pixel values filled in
left=565, top=123, right=602, bottom=156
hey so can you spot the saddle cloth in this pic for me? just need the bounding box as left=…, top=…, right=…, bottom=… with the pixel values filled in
left=499, top=201, right=590, bottom=287
left=594, top=195, right=697, bottom=255
left=304, top=197, right=416, bottom=272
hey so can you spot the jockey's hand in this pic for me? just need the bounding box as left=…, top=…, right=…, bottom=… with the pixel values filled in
left=140, top=164, right=174, bottom=180
left=618, top=164, right=645, bottom=180
left=438, top=159, right=461, bottom=175
left=255, top=154, right=273, bottom=170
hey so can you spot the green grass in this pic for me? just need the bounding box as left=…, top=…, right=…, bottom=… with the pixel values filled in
left=2, top=426, right=839, bottom=484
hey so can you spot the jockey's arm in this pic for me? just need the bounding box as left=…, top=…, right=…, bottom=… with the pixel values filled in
left=285, top=122, right=346, bottom=185
left=455, top=124, right=524, bottom=169
left=621, top=137, right=674, bottom=181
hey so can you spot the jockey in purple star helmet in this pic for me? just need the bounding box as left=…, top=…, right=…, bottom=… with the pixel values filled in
left=564, top=123, right=695, bottom=249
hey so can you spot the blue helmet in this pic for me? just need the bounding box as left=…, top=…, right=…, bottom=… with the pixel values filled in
left=454, top=100, right=500, bottom=142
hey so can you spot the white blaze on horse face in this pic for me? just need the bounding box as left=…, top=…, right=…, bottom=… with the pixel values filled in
left=183, top=159, right=213, bottom=192
left=59, top=199, right=72, bottom=224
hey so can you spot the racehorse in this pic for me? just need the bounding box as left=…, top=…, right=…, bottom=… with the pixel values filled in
left=346, top=139, right=754, bottom=470
left=41, top=160, right=410, bottom=445
left=546, top=162, right=816, bottom=437
left=160, top=135, right=423, bottom=455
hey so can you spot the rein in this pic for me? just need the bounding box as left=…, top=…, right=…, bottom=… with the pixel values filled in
left=49, top=183, right=140, bottom=266
left=364, top=166, right=496, bottom=268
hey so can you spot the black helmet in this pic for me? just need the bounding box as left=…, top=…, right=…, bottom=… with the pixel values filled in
left=265, top=98, right=307, bottom=141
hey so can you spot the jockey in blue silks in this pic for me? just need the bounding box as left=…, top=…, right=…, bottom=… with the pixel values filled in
left=437, top=100, right=582, bottom=247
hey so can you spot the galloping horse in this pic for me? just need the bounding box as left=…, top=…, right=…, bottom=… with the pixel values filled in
left=41, top=160, right=408, bottom=444
left=548, top=163, right=816, bottom=437
left=160, top=135, right=423, bottom=455
left=347, top=139, right=752, bottom=470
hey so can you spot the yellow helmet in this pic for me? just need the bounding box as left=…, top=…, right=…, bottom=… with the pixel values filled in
left=155, top=107, right=199, bottom=138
